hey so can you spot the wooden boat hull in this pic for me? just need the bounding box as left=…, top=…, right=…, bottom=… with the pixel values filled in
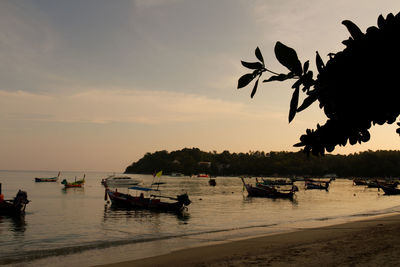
left=379, top=183, right=400, bottom=195
left=305, top=180, right=330, bottom=190
left=106, top=189, right=190, bottom=212
left=63, top=184, right=83, bottom=188
left=353, top=179, right=368, bottom=186
left=35, top=177, right=58, bottom=182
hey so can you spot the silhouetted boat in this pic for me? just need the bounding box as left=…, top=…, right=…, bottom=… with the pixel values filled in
left=305, top=178, right=332, bottom=190
left=106, top=188, right=191, bottom=212
left=241, top=178, right=297, bottom=199
left=379, top=184, right=400, bottom=195
left=353, top=178, right=368, bottom=186
left=105, top=171, right=191, bottom=213
left=367, top=180, right=398, bottom=189
left=35, top=172, right=60, bottom=182
left=0, top=183, right=29, bottom=216
left=61, top=174, right=85, bottom=188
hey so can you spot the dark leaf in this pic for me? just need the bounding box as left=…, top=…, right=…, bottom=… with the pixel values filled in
left=241, top=61, right=263, bottom=70
left=263, top=74, right=289, bottom=82
left=255, top=47, right=264, bottom=64
left=342, top=38, right=353, bottom=47
left=293, top=142, right=304, bottom=147
left=377, top=14, right=385, bottom=29
left=315, top=52, right=325, bottom=73
left=237, top=73, right=254, bottom=89
left=274, top=42, right=302, bottom=75
left=303, top=60, right=309, bottom=74
left=250, top=78, right=259, bottom=98
left=288, top=86, right=300, bottom=123
left=297, top=94, right=317, bottom=112
left=291, top=78, right=302, bottom=89
left=342, top=20, right=364, bottom=40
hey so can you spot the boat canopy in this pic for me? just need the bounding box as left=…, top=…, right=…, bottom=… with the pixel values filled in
left=128, top=186, right=159, bottom=192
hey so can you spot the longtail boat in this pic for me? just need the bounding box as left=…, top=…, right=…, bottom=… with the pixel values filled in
left=241, top=177, right=298, bottom=199
left=305, top=178, right=333, bottom=190
left=353, top=178, right=368, bottom=186
left=0, top=183, right=29, bottom=216
left=61, top=174, right=85, bottom=188
left=35, top=172, right=61, bottom=182
left=368, top=180, right=398, bottom=189
left=105, top=171, right=191, bottom=213
left=379, top=183, right=400, bottom=195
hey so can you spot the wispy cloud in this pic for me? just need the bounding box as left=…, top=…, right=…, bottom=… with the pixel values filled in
left=0, top=88, right=282, bottom=125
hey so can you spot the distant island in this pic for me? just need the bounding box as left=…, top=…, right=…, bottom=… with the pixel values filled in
left=125, top=148, right=400, bottom=178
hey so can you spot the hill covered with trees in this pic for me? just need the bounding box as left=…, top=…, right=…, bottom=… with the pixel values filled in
left=125, top=148, right=400, bottom=178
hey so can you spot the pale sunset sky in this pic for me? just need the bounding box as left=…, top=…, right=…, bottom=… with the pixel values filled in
left=0, top=0, right=399, bottom=172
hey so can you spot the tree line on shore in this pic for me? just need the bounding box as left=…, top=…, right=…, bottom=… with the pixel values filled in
left=124, top=148, right=400, bottom=178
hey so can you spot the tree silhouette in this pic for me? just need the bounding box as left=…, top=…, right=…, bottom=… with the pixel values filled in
left=238, top=12, right=400, bottom=156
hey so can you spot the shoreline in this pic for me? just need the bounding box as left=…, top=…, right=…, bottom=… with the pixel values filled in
left=95, top=212, right=400, bottom=266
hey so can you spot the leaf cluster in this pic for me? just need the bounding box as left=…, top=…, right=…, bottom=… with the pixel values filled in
left=238, top=12, right=400, bottom=156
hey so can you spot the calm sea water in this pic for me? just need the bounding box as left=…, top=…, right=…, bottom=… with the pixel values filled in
left=1, top=170, right=400, bottom=266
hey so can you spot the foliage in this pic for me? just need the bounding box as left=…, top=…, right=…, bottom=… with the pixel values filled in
left=125, top=148, right=400, bottom=178
left=238, top=13, right=400, bottom=156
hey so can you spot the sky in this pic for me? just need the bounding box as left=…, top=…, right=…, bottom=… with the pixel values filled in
left=0, top=0, right=399, bottom=172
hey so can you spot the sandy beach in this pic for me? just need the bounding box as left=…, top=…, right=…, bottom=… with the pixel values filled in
left=96, top=213, right=400, bottom=267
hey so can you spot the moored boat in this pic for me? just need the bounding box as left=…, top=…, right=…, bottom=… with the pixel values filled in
left=353, top=178, right=368, bottom=186
left=305, top=178, right=332, bottom=190
left=105, top=171, right=191, bottom=213
left=61, top=174, right=85, bottom=188
left=0, top=183, right=29, bottom=216
left=101, top=175, right=141, bottom=188
left=106, top=188, right=191, bottom=212
left=367, top=180, right=398, bottom=189
left=35, top=172, right=61, bottom=182
left=241, top=177, right=297, bottom=199
left=379, top=183, right=400, bottom=195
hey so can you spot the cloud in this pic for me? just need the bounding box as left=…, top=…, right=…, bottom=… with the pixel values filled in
left=0, top=88, right=282, bottom=125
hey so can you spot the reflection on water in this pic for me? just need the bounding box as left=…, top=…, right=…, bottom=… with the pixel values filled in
left=61, top=187, right=85, bottom=194
left=103, top=203, right=191, bottom=223
left=0, top=214, right=27, bottom=233
left=3, top=171, right=400, bottom=267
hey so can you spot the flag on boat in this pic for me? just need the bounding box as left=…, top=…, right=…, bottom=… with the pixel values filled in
left=153, top=171, right=162, bottom=177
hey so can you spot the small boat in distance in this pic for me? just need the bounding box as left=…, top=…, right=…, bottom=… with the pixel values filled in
left=61, top=174, right=85, bottom=188
left=101, top=175, right=141, bottom=188
left=0, top=183, right=29, bottom=216
left=35, top=172, right=61, bottom=182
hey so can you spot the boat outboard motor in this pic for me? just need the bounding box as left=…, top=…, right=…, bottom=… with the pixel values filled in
left=177, top=193, right=191, bottom=206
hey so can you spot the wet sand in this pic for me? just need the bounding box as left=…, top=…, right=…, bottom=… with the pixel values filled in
left=96, top=213, right=400, bottom=267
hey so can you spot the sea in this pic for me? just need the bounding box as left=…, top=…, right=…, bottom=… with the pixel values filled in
left=1, top=170, right=400, bottom=266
